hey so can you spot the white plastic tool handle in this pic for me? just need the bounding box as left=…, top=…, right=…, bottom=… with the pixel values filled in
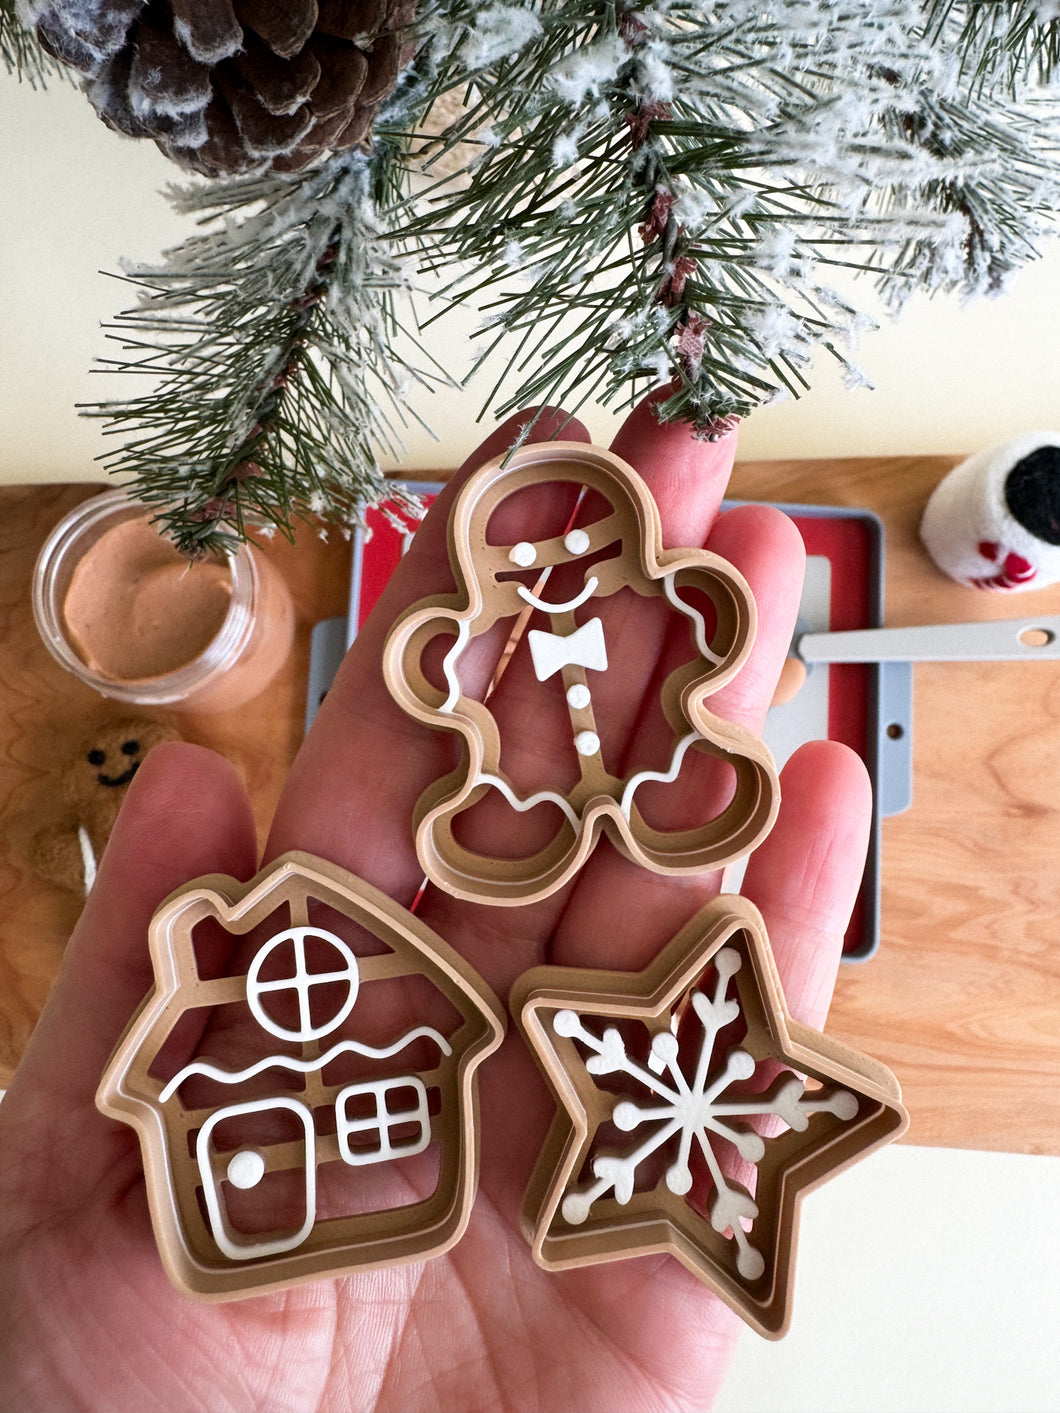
left=798, top=617, right=1060, bottom=664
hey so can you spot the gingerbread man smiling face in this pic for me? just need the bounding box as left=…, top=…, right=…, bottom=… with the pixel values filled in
left=384, top=442, right=779, bottom=905
left=30, top=714, right=182, bottom=896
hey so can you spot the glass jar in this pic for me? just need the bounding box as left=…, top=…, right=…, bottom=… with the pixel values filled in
left=33, top=489, right=295, bottom=712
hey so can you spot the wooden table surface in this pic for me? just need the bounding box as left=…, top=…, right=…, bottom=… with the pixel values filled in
left=3, top=464, right=1059, bottom=1156
left=728, top=454, right=1060, bottom=1158
left=0, top=484, right=352, bottom=1089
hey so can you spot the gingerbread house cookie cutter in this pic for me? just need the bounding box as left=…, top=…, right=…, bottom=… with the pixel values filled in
left=97, top=851, right=506, bottom=1299
left=384, top=442, right=780, bottom=904
left=513, top=893, right=908, bottom=1337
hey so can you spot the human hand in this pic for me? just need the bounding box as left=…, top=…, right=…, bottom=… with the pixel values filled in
left=0, top=395, right=871, bottom=1412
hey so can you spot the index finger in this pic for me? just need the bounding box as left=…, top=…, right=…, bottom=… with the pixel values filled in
left=264, top=407, right=591, bottom=898
left=414, top=398, right=754, bottom=969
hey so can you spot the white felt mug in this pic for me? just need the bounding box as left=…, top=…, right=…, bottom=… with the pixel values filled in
left=919, top=431, right=1060, bottom=591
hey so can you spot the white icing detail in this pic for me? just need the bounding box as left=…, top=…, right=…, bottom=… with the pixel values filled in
left=662, top=574, right=725, bottom=665
left=246, top=927, right=360, bottom=1043
left=197, top=1098, right=316, bottom=1261
left=564, top=528, right=591, bottom=555
left=77, top=824, right=97, bottom=895
left=575, top=730, right=601, bottom=757
left=226, top=1149, right=266, bottom=1190
left=566, top=683, right=591, bottom=710
left=440, top=619, right=471, bottom=714
left=528, top=617, right=608, bottom=682
left=517, top=575, right=598, bottom=614
left=509, top=540, right=537, bottom=567
left=336, top=1076, right=432, bottom=1167
left=477, top=773, right=581, bottom=830
left=554, top=1009, right=580, bottom=1037
left=554, top=950, right=860, bottom=1281
left=160, top=1027, right=451, bottom=1103
left=619, top=732, right=700, bottom=819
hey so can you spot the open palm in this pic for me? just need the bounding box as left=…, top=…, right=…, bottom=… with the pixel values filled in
left=0, top=397, right=870, bottom=1412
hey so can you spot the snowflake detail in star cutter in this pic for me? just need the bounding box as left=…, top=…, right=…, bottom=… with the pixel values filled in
left=554, top=945, right=859, bottom=1280
left=514, top=895, right=909, bottom=1336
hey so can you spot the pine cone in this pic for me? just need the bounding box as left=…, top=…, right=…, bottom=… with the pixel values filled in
left=30, top=1, right=417, bottom=176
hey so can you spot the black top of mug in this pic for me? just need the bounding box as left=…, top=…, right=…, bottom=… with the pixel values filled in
left=1004, top=445, right=1060, bottom=546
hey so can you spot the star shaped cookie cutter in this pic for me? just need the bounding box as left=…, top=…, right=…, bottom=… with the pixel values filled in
left=512, top=893, right=908, bottom=1337
left=384, top=441, right=780, bottom=904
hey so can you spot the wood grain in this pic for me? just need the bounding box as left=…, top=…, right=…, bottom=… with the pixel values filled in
left=0, top=486, right=351, bottom=1087
left=3, top=462, right=1059, bottom=1156
left=729, top=454, right=1060, bottom=1156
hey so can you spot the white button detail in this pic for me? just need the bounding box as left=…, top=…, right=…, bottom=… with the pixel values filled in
left=564, top=528, right=590, bottom=555
left=567, top=683, right=591, bottom=710
left=575, top=730, right=601, bottom=756
left=509, top=541, right=536, bottom=567
left=226, top=1149, right=266, bottom=1190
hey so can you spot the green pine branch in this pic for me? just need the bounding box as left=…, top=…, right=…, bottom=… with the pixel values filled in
left=9, top=0, right=1060, bottom=546
left=923, top=0, right=1060, bottom=89
left=0, top=0, right=64, bottom=83
left=85, top=145, right=452, bottom=556
left=402, top=0, right=1060, bottom=438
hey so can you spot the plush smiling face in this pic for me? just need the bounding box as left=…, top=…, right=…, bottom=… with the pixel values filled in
left=87, top=735, right=143, bottom=788
left=63, top=715, right=183, bottom=829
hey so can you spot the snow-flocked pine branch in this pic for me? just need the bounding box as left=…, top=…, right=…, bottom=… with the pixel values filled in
left=86, top=144, right=449, bottom=554
left=8, top=0, right=1060, bottom=545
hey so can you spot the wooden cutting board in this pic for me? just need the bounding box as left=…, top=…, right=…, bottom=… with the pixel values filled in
left=2, top=463, right=1059, bottom=1157
left=728, top=454, right=1060, bottom=1158
left=0, top=485, right=351, bottom=1088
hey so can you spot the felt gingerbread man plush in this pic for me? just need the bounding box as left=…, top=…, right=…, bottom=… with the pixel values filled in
left=30, top=715, right=182, bottom=895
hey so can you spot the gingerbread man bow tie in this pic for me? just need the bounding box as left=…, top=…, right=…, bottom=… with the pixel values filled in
left=527, top=618, right=608, bottom=682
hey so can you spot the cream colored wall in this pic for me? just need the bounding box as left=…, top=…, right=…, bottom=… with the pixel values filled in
left=4, top=70, right=1060, bottom=1413
left=3, top=72, right=1060, bottom=487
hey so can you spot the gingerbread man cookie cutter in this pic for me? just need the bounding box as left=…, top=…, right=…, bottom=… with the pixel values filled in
left=513, top=894, right=908, bottom=1337
left=384, top=441, right=780, bottom=904
left=97, top=852, right=506, bottom=1299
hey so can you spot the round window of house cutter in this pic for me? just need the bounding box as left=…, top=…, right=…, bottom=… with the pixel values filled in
left=246, top=927, right=360, bottom=1043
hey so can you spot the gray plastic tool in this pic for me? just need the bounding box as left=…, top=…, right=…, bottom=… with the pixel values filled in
left=799, top=617, right=1060, bottom=664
